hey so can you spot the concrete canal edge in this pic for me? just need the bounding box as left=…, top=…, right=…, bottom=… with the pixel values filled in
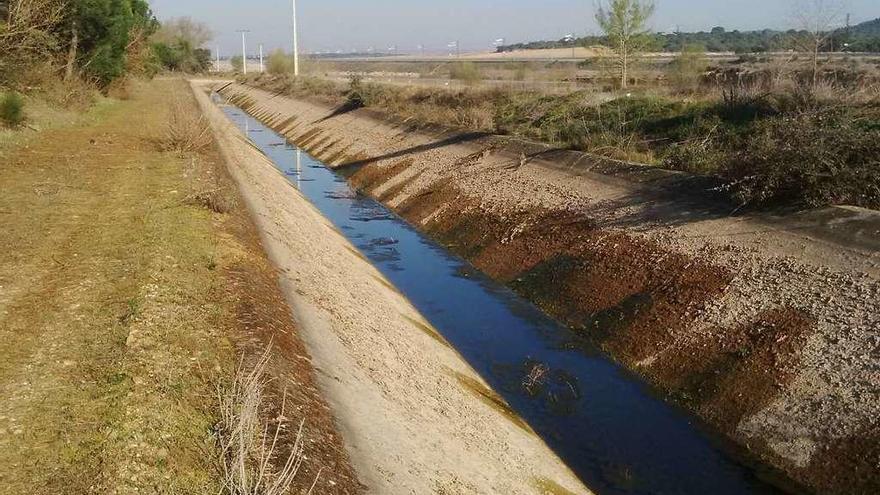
left=190, top=80, right=592, bottom=495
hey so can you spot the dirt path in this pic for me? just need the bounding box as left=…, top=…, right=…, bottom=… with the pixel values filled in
left=0, top=79, right=359, bottom=494
left=192, top=80, right=591, bottom=495
left=219, top=82, right=880, bottom=495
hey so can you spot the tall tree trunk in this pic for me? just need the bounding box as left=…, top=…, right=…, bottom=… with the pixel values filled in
left=65, top=23, right=78, bottom=82
left=621, top=40, right=628, bottom=89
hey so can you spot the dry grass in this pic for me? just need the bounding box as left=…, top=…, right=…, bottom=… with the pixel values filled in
left=215, top=348, right=320, bottom=495
left=0, top=78, right=244, bottom=495
left=159, top=94, right=213, bottom=154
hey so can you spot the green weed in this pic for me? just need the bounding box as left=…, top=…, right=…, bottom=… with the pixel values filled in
left=0, top=92, right=25, bottom=127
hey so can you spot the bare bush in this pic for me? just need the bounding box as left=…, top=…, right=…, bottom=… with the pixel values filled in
left=792, top=0, right=844, bottom=89
left=159, top=96, right=212, bottom=154
left=717, top=76, right=767, bottom=111
left=0, top=0, right=66, bottom=83
left=152, top=16, right=213, bottom=47
left=215, top=348, right=320, bottom=495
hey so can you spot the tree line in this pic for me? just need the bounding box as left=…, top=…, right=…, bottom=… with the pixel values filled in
left=498, top=16, right=880, bottom=54
left=0, top=0, right=214, bottom=89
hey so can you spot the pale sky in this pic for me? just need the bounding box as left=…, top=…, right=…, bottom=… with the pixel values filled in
left=148, top=0, right=879, bottom=56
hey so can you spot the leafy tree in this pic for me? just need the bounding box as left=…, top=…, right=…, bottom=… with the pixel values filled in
left=792, top=0, right=844, bottom=88
left=150, top=17, right=213, bottom=73
left=595, top=0, right=655, bottom=89
left=152, top=41, right=212, bottom=73
left=67, top=0, right=158, bottom=85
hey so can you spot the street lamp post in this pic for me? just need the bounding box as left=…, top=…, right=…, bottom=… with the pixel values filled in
left=237, top=29, right=250, bottom=75
left=292, top=0, right=300, bottom=76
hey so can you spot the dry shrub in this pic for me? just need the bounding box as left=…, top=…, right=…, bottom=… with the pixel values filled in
left=243, top=74, right=341, bottom=104
left=266, top=50, right=294, bottom=75
left=215, top=348, right=320, bottom=495
left=184, top=188, right=236, bottom=214
left=452, top=105, right=494, bottom=130
left=159, top=95, right=212, bottom=154
left=723, top=110, right=880, bottom=208
left=28, top=66, right=99, bottom=109
left=670, top=44, right=708, bottom=94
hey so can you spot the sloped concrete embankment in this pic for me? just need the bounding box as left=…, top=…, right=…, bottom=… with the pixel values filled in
left=191, top=81, right=590, bottom=495
left=220, top=82, right=880, bottom=495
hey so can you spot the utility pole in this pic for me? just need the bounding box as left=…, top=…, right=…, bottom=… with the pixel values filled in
left=237, top=29, right=250, bottom=75
left=259, top=44, right=264, bottom=73
left=564, top=34, right=575, bottom=59
left=292, top=0, right=300, bottom=76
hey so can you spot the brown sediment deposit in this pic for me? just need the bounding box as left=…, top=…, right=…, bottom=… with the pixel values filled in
left=218, top=81, right=880, bottom=495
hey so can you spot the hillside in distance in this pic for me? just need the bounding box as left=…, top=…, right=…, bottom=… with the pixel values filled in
left=497, top=17, right=880, bottom=53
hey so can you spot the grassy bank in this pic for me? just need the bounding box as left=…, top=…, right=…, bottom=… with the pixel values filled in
left=244, top=72, right=880, bottom=210
left=0, top=78, right=357, bottom=494
left=0, top=78, right=232, bottom=493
